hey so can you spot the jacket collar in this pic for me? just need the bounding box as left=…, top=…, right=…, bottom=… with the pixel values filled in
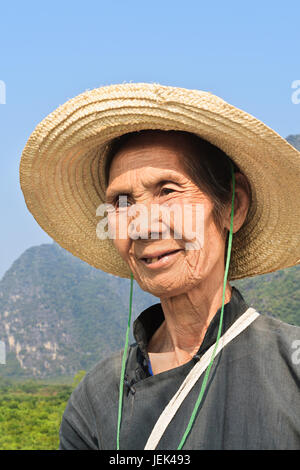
left=132, top=286, right=249, bottom=363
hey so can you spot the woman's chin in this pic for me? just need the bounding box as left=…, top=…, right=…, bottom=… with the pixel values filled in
left=136, top=273, right=198, bottom=299
left=130, top=254, right=204, bottom=298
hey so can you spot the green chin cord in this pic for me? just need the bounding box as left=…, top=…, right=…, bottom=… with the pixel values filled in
left=117, top=163, right=236, bottom=450
left=117, top=269, right=134, bottom=451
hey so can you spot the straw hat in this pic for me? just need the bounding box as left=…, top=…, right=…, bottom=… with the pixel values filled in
left=19, top=82, right=300, bottom=280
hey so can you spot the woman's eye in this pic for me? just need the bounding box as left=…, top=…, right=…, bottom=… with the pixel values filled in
left=115, top=196, right=131, bottom=208
left=160, top=187, right=175, bottom=196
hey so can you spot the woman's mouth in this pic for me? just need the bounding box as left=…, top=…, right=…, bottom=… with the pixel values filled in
left=140, top=249, right=183, bottom=268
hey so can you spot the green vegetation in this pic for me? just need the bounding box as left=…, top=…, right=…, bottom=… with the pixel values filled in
left=0, top=374, right=81, bottom=450
left=232, top=265, right=300, bottom=326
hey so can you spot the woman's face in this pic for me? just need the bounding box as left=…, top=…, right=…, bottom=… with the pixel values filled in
left=105, top=132, right=232, bottom=298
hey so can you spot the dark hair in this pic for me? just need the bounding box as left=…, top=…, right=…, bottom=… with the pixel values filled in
left=104, top=129, right=249, bottom=243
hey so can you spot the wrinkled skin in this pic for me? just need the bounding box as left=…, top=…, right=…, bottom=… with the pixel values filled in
left=105, top=131, right=250, bottom=374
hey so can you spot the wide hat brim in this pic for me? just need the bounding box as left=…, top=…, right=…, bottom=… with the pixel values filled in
left=19, top=82, right=300, bottom=280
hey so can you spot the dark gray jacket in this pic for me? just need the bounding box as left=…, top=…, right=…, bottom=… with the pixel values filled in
left=59, top=287, right=300, bottom=450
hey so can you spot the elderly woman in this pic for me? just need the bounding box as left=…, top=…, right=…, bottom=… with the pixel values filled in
left=20, top=83, right=300, bottom=450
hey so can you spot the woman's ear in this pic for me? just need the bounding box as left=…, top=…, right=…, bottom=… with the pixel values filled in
left=224, top=172, right=251, bottom=234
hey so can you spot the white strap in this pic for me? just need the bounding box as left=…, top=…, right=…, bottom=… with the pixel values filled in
left=144, top=307, right=260, bottom=450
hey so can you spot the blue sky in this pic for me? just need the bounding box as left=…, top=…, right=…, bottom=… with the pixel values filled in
left=0, top=0, right=299, bottom=279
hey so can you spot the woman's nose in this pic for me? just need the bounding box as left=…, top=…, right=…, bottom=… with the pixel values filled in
left=128, top=202, right=173, bottom=240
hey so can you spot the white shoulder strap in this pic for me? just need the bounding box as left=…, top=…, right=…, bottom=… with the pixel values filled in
left=144, top=307, right=260, bottom=450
